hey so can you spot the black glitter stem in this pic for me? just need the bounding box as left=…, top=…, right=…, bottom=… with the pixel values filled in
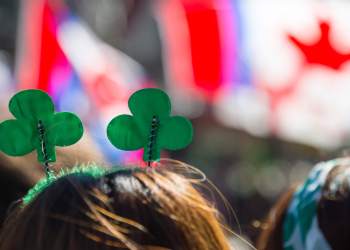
left=147, top=116, right=159, bottom=167
left=37, top=120, right=51, bottom=175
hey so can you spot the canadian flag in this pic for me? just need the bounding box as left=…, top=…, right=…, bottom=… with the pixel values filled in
left=215, top=1, right=350, bottom=149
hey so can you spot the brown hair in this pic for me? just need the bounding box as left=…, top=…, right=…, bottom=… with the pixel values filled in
left=0, top=163, right=231, bottom=250
left=0, top=136, right=104, bottom=225
left=256, top=186, right=297, bottom=250
left=257, top=158, right=350, bottom=250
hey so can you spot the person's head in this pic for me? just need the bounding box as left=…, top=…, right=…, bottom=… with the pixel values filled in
left=257, top=157, right=350, bottom=250
left=0, top=134, right=104, bottom=225
left=0, top=161, right=231, bottom=250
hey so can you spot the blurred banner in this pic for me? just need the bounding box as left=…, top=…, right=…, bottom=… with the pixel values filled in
left=155, top=0, right=350, bottom=150
left=15, top=0, right=149, bottom=161
left=13, top=0, right=350, bottom=153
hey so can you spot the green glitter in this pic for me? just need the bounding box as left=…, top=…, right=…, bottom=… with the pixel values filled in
left=22, top=164, right=109, bottom=205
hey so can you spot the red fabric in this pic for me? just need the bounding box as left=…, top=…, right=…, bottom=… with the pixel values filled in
left=182, top=0, right=223, bottom=100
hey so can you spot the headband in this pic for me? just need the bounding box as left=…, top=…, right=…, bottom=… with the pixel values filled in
left=282, top=159, right=350, bottom=250
left=0, top=88, right=193, bottom=204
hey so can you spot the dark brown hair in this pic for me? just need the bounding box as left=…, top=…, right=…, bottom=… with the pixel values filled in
left=257, top=159, right=350, bottom=250
left=0, top=140, right=104, bottom=225
left=256, top=186, right=296, bottom=250
left=0, top=163, right=231, bottom=250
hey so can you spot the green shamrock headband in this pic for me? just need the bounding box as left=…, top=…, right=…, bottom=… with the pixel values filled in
left=0, top=88, right=193, bottom=171
left=0, top=88, right=193, bottom=205
left=107, top=88, right=193, bottom=165
left=0, top=89, right=84, bottom=175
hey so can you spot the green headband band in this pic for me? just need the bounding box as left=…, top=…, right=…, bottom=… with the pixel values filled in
left=23, top=164, right=109, bottom=205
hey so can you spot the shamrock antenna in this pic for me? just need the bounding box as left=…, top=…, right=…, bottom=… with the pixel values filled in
left=107, top=88, right=193, bottom=166
left=147, top=115, right=159, bottom=166
left=0, top=89, right=84, bottom=176
left=37, top=120, right=51, bottom=173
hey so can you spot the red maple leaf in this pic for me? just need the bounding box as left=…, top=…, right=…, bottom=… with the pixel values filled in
left=288, top=21, right=350, bottom=70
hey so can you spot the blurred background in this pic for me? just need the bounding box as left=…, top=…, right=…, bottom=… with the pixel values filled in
left=1, top=0, right=350, bottom=246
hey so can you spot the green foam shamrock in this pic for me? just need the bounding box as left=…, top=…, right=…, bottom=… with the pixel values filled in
left=107, top=88, right=193, bottom=162
left=0, top=89, right=84, bottom=164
